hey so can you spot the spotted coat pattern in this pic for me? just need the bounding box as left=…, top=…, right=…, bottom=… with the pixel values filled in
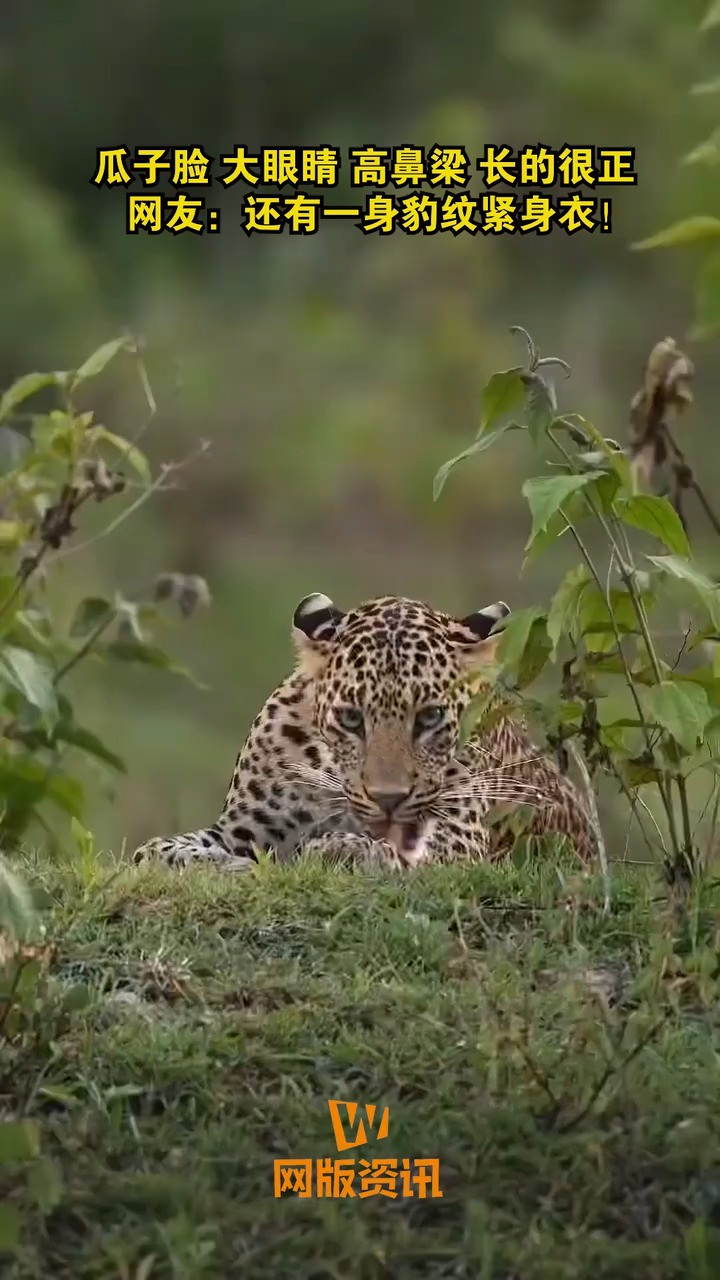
left=132, top=594, right=597, bottom=873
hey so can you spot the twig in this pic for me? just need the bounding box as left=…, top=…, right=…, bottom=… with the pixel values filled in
left=608, top=858, right=655, bottom=866
left=451, top=899, right=468, bottom=951
left=556, top=1014, right=667, bottom=1133
left=626, top=789, right=668, bottom=856
left=664, top=424, right=720, bottom=540
left=568, top=741, right=611, bottom=914
left=53, top=608, right=117, bottom=686
left=52, top=439, right=210, bottom=562
left=128, top=337, right=159, bottom=446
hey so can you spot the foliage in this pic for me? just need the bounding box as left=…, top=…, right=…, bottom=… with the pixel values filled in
left=634, top=2, right=720, bottom=338
left=0, top=337, right=209, bottom=852
left=436, top=326, right=720, bottom=887
left=0, top=856, right=65, bottom=1252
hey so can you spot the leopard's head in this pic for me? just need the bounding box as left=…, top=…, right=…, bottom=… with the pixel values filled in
left=291, top=593, right=510, bottom=833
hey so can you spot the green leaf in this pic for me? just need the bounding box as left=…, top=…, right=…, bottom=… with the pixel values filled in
left=12, top=612, right=55, bottom=657
left=676, top=668, right=720, bottom=715
left=0, top=857, right=36, bottom=943
left=647, top=555, right=718, bottom=592
left=0, top=1202, right=21, bottom=1253
left=479, top=367, right=525, bottom=432
left=28, top=1157, right=63, bottom=1213
left=579, top=587, right=655, bottom=647
left=30, top=409, right=81, bottom=462
left=459, top=687, right=495, bottom=744
left=54, top=721, right=126, bottom=773
left=585, top=651, right=628, bottom=676
left=692, top=252, right=720, bottom=340
left=497, top=607, right=545, bottom=671
left=8, top=716, right=126, bottom=774
left=632, top=217, right=720, bottom=251
left=72, top=337, right=131, bottom=388
left=622, top=758, right=664, bottom=788
left=577, top=585, right=642, bottom=654
left=690, top=77, right=720, bottom=95
left=0, top=647, right=57, bottom=725
left=46, top=775, right=85, bottom=819
left=552, top=413, right=590, bottom=445
left=38, top=1084, right=82, bottom=1109
left=103, top=639, right=204, bottom=686
left=0, top=757, right=50, bottom=829
left=0, top=1119, right=40, bottom=1164
left=705, top=714, right=720, bottom=758
left=701, top=0, right=720, bottom=30
left=546, top=565, right=592, bottom=658
left=521, top=474, right=597, bottom=550
left=103, top=1083, right=146, bottom=1102
left=0, top=521, right=26, bottom=550
left=642, top=681, right=713, bottom=753
left=516, top=617, right=552, bottom=688
left=647, top=555, right=720, bottom=628
left=566, top=417, right=635, bottom=491
left=69, top=597, right=115, bottom=639
left=683, top=131, right=720, bottom=166
left=0, top=579, right=22, bottom=640
left=433, top=423, right=517, bottom=500
left=522, top=371, right=556, bottom=443
left=70, top=816, right=94, bottom=862
left=0, top=755, right=85, bottom=823
left=0, top=371, right=63, bottom=422
left=520, top=496, right=592, bottom=571
left=87, top=425, right=151, bottom=484
left=591, top=469, right=624, bottom=513
left=618, top=495, right=691, bottom=557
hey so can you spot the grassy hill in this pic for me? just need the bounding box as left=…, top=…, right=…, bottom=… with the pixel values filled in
left=2, top=850, right=720, bottom=1279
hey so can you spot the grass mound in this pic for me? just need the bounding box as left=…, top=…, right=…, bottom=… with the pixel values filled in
left=2, top=851, right=720, bottom=1279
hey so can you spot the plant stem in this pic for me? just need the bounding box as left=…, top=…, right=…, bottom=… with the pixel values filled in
left=664, top=423, right=720, bottom=540
left=568, top=740, right=611, bottom=913
left=612, top=520, right=695, bottom=872
left=53, top=610, right=117, bottom=685
left=547, top=427, right=685, bottom=867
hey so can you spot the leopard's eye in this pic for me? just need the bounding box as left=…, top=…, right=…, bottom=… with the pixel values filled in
left=335, top=705, right=364, bottom=734
left=414, top=705, right=446, bottom=734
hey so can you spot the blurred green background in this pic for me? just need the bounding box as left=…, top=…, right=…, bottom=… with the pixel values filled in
left=2, top=0, right=718, bottom=852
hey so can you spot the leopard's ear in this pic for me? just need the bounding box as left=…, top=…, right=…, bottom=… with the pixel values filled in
left=291, top=593, right=346, bottom=675
left=454, top=600, right=510, bottom=669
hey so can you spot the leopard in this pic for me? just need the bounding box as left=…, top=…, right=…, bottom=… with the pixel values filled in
left=131, top=592, right=598, bottom=874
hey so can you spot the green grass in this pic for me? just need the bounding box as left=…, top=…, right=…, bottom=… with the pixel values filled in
left=3, top=850, right=720, bottom=1279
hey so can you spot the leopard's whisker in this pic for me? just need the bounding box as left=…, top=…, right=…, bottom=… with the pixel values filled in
left=286, top=762, right=345, bottom=793
left=440, top=784, right=550, bottom=802
left=452, top=753, right=547, bottom=777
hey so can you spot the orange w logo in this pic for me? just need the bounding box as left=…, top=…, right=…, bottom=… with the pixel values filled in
left=327, top=1099, right=390, bottom=1152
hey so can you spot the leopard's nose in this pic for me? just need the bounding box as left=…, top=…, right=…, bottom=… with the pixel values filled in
left=365, top=786, right=411, bottom=816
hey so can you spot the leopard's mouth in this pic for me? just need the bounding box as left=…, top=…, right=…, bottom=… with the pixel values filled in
left=366, top=818, right=426, bottom=860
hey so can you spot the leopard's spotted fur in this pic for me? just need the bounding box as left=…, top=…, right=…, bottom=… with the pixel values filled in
left=132, top=594, right=597, bottom=872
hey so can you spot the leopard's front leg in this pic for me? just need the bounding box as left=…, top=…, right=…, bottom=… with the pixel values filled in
left=132, top=832, right=257, bottom=873
left=297, top=831, right=403, bottom=871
